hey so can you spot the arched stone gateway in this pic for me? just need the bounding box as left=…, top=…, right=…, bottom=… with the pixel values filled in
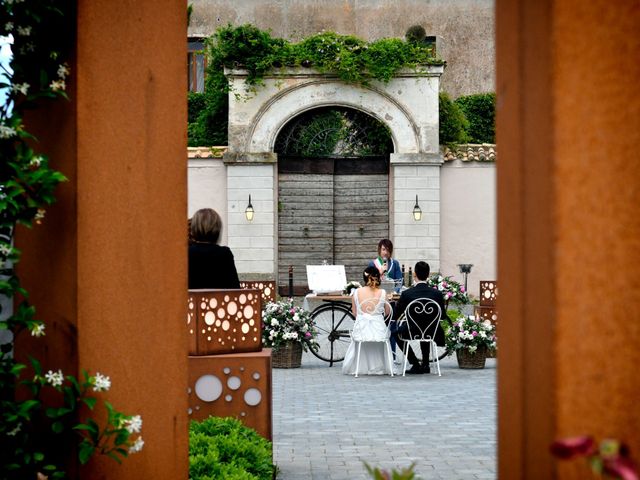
left=223, top=66, right=444, bottom=290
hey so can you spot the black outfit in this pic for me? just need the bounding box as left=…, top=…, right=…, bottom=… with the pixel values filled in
left=393, top=282, right=449, bottom=369
left=188, top=242, right=240, bottom=289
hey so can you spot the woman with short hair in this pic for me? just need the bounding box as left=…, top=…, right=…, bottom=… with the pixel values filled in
left=188, top=208, right=240, bottom=289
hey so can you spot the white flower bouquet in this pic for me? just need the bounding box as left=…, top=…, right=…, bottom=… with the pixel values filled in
left=262, top=299, right=318, bottom=352
left=445, top=314, right=497, bottom=354
left=343, top=281, right=362, bottom=295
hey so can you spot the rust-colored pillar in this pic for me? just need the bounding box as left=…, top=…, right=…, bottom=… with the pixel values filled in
left=15, top=1, right=188, bottom=478
left=497, top=0, right=640, bottom=478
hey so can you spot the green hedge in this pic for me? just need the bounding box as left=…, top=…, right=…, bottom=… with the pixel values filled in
left=439, top=92, right=469, bottom=146
left=455, top=92, right=496, bottom=144
left=189, top=417, right=274, bottom=480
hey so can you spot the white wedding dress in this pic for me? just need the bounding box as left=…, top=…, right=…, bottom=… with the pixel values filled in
left=342, top=289, right=393, bottom=376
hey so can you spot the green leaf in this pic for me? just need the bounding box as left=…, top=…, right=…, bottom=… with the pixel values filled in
left=82, top=396, right=97, bottom=410
left=78, top=440, right=95, bottom=465
left=34, top=452, right=45, bottom=461
left=51, top=421, right=64, bottom=433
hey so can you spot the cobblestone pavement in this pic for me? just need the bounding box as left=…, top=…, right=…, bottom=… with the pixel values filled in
left=272, top=351, right=497, bottom=480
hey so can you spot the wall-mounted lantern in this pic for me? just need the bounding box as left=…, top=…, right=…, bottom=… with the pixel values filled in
left=412, top=195, right=422, bottom=221
left=245, top=195, right=254, bottom=221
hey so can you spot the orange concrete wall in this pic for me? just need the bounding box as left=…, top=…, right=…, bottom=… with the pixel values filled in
left=497, top=0, right=640, bottom=478
left=16, top=1, right=189, bottom=478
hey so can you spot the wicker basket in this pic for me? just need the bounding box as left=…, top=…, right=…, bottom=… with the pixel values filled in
left=456, top=347, right=487, bottom=369
left=272, top=342, right=303, bottom=369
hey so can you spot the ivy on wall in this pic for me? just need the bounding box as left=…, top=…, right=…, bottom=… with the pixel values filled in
left=188, top=24, right=442, bottom=147
left=455, top=92, right=496, bottom=144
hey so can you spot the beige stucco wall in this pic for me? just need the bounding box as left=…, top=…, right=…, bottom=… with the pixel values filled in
left=188, top=157, right=229, bottom=244
left=440, top=160, right=496, bottom=297
left=188, top=0, right=495, bottom=98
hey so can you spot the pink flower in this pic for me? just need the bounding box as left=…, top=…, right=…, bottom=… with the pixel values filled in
left=460, top=286, right=466, bottom=292
left=305, top=332, right=311, bottom=338
left=472, top=331, right=478, bottom=337
left=550, top=436, right=596, bottom=460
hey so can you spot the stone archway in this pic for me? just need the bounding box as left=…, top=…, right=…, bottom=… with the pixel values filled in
left=222, top=66, right=444, bottom=286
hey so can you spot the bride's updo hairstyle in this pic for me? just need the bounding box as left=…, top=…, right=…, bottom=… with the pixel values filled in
left=363, top=266, right=381, bottom=288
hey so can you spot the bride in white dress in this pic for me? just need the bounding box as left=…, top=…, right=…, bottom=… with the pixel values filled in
left=342, top=266, right=394, bottom=376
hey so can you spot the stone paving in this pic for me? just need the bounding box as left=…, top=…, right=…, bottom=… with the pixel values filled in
left=272, top=351, right=497, bottom=480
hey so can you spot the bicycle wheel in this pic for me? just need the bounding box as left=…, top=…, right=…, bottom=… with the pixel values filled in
left=309, top=303, right=354, bottom=365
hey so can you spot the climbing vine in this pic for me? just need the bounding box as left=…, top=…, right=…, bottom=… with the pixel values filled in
left=1, top=2, right=143, bottom=478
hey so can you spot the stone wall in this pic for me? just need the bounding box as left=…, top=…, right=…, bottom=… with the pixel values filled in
left=188, top=0, right=495, bottom=98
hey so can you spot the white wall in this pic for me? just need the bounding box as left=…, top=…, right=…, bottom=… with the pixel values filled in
left=440, top=160, right=497, bottom=297
left=188, top=157, right=228, bottom=244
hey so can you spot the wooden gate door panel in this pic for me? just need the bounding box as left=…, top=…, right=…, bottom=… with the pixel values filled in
left=278, top=173, right=334, bottom=289
left=278, top=158, right=389, bottom=291
left=334, top=174, right=389, bottom=282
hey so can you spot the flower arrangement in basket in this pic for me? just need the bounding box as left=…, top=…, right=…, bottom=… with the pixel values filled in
left=445, top=314, right=497, bottom=356
left=427, top=274, right=470, bottom=304
left=261, top=299, right=318, bottom=352
left=343, top=281, right=362, bottom=296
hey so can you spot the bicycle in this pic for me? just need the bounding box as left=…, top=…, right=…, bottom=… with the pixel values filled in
left=305, top=297, right=355, bottom=367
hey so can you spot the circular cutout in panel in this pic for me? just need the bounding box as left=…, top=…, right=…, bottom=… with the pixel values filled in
left=200, top=302, right=206, bottom=309
left=484, top=290, right=491, bottom=299
left=222, top=320, right=230, bottom=331
left=209, top=298, right=217, bottom=309
left=188, top=408, right=192, bottom=415
left=252, top=372, right=261, bottom=380
left=249, top=319, right=255, bottom=327
left=187, top=314, right=191, bottom=324
left=243, top=305, right=254, bottom=319
left=217, top=307, right=225, bottom=319
left=248, top=293, right=253, bottom=301
left=239, top=294, right=247, bottom=305
left=240, top=411, right=246, bottom=417
left=227, top=301, right=238, bottom=316
left=227, top=376, right=241, bottom=390
left=224, top=295, right=230, bottom=302
left=225, top=394, right=232, bottom=402
left=223, top=367, right=231, bottom=375
left=215, top=319, right=221, bottom=327
left=188, top=301, right=194, bottom=310
left=264, top=287, right=271, bottom=297
left=244, top=388, right=262, bottom=406
left=204, top=311, right=215, bottom=326
left=194, top=375, right=223, bottom=402
left=187, top=387, right=192, bottom=394
left=207, top=336, right=211, bottom=341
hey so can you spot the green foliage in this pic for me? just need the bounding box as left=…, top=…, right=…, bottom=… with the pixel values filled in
left=365, top=462, right=417, bottom=479
left=439, top=92, right=469, bottom=146
left=189, top=417, right=274, bottom=480
left=455, top=92, right=496, bottom=144
left=188, top=24, right=443, bottom=146
left=1, top=2, right=143, bottom=477
left=405, top=25, right=427, bottom=44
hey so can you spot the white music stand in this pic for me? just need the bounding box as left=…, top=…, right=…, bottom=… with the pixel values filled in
left=306, top=265, right=347, bottom=295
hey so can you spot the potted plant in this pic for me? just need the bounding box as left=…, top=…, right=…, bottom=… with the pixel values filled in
left=445, top=314, right=497, bottom=369
left=426, top=274, right=470, bottom=305
left=262, top=299, right=318, bottom=368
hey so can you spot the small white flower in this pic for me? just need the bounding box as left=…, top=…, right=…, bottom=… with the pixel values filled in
left=124, top=415, right=142, bottom=434
left=16, top=26, right=31, bottom=36
left=11, top=83, right=30, bottom=95
left=49, top=79, right=66, bottom=92
left=92, top=372, right=111, bottom=392
left=34, top=209, right=46, bottom=223
left=57, top=64, right=70, bottom=79
left=5, top=22, right=14, bottom=31
left=29, top=156, right=43, bottom=168
left=128, top=436, right=144, bottom=453
left=0, top=243, right=12, bottom=256
left=30, top=323, right=45, bottom=337
left=0, top=125, right=17, bottom=139
left=45, top=369, right=64, bottom=387
left=7, top=423, right=21, bottom=436
left=270, top=319, right=279, bottom=327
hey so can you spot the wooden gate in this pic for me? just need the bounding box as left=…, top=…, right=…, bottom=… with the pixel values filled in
left=278, top=156, right=389, bottom=293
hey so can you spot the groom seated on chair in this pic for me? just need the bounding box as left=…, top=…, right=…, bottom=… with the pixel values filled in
left=393, top=261, right=449, bottom=374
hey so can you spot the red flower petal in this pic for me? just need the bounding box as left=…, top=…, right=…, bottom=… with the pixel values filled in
left=550, top=436, right=596, bottom=459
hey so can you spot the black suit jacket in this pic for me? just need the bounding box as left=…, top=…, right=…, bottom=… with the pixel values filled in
left=394, top=282, right=449, bottom=346
left=188, top=243, right=241, bottom=290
